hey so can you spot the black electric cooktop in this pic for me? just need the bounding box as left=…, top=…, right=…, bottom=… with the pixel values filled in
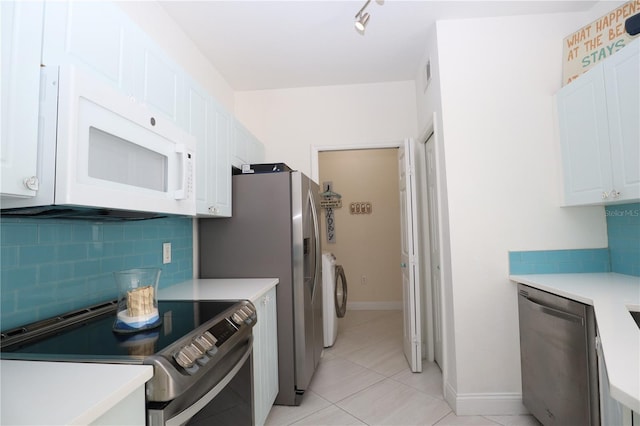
left=1, top=300, right=238, bottom=360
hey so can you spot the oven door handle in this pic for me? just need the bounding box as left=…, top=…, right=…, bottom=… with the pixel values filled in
left=165, top=342, right=252, bottom=426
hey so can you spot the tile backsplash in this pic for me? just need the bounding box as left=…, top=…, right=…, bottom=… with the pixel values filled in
left=606, top=202, right=640, bottom=276
left=509, top=202, right=640, bottom=277
left=509, top=248, right=610, bottom=275
left=1, top=216, right=193, bottom=330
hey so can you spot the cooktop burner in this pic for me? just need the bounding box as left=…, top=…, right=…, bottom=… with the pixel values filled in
left=1, top=300, right=238, bottom=360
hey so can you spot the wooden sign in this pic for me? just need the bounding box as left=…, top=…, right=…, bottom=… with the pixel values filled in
left=320, top=199, right=342, bottom=209
left=562, top=0, right=639, bottom=85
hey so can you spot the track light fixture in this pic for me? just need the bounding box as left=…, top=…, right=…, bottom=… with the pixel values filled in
left=354, top=0, right=372, bottom=33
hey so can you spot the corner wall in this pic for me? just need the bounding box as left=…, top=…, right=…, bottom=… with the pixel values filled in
left=417, top=11, right=610, bottom=414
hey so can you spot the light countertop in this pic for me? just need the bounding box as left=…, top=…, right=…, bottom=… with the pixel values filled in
left=0, top=360, right=152, bottom=425
left=510, top=272, right=640, bottom=413
left=157, top=278, right=279, bottom=302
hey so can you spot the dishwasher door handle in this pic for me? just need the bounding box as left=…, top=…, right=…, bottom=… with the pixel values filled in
left=523, top=297, right=585, bottom=325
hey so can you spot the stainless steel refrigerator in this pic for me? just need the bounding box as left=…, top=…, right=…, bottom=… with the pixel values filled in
left=198, top=166, right=323, bottom=406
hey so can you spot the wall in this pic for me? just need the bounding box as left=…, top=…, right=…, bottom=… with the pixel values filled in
left=416, top=10, right=613, bottom=414
left=234, top=81, right=418, bottom=177
left=0, top=216, right=193, bottom=330
left=318, top=149, right=402, bottom=308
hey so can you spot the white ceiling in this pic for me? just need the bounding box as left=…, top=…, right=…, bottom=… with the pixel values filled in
left=159, top=1, right=597, bottom=91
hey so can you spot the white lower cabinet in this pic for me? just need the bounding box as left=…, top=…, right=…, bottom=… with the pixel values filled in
left=90, top=385, right=146, bottom=426
left=597, top=334, right=639, bottom=426
left=252, top=286, right=279, bottom=426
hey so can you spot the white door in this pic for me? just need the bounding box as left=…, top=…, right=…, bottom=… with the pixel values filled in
left=398, top=138, right=422, bottom=372
left=425, top=134, right=443, bottom=367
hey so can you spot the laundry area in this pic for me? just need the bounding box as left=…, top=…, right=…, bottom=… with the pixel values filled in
left=316, top=149, right=403, bottom=347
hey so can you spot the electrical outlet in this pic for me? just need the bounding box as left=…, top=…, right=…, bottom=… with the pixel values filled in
left=361, top=275, right=367, bottom=285
left=163, top=242, right=171, bottom=264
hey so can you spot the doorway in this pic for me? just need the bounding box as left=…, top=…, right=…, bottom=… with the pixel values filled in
left=317, top=148, right=403, bottom=312
left=313, top=137, right=443, bottom=372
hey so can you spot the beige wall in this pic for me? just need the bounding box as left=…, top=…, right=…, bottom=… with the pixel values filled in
left=319, top=149, right=402, bottom=308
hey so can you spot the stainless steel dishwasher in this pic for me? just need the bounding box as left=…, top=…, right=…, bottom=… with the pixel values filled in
left=517, top=283, right=599, bottom=426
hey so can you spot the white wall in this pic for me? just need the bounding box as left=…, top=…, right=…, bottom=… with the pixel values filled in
left=117, top=1, right=235, bottom=111
left=234, top=82, right=418, bottom=178
left=415, top=10, right=611, bottom=414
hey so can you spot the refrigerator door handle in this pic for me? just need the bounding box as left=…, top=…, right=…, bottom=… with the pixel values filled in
left=309, top=189, right=321, bottom=298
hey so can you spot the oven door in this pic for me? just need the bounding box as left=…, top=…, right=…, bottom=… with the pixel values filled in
left=147, top=338, right=254, bottom=426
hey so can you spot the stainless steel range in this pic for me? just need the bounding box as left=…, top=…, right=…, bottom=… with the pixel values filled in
left=0, top=299, right=257, bottom=426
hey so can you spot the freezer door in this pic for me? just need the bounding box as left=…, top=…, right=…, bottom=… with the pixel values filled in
left=292, top=172, right=323, bottom=394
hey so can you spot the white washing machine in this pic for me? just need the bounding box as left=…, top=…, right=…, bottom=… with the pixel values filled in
left=322, top=252, right=347, bottom=347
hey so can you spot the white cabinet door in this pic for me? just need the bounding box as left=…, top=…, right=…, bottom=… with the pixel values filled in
left=557, top=39, right=640, bottom=206
left=231, top=119, right=265, bottom=168
left=253, top=287, right=278, bottom=426
left=189, top=83, right=210, bottom=215
left=604, top=39, right=640, bottom=203
left=131, top=38, right=187, bottom=129
left=557, top=64, right=612, bottom=205
left=211, top=102, right=232, bottom=217
left=1, top=1, right=44, bottom=199
left=189, top=77, right=231, bottom=217
left=42, top=1, right=186, bottom=128
left=42, top=1, right=135, bottom=94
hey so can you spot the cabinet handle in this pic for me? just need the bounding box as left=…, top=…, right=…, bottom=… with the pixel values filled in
left=602, top=191, right=609, bottom=200
left=611, top=189, right=620, bottom=199
left=208, top=206, right=218, bottom=214
left=23, top=176, right=39, bottom=191
left=523, top=296, right=584, bottom=325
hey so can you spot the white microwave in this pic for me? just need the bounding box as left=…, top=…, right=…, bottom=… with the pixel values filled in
left=1, top=65, right=196, bottom=218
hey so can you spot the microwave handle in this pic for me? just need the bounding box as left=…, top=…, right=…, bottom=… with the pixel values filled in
left=174, top=144, right=191, bottom=200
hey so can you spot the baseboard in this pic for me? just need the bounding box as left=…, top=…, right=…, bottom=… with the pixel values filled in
left=444, top=381, right=529, bottom=415
left=347, top=301, right=402, bottom=310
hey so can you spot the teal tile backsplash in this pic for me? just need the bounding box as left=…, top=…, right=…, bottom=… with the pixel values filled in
left=1, top=216, right=193, bottom=330
left=606, top=203, right=640, bottom=276
left=509, top=202, right=640, bottom=277
left=509, top=248, right=610, bottom=274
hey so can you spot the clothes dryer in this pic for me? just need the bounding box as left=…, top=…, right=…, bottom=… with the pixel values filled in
left=322, top=252, right=347, bottom=347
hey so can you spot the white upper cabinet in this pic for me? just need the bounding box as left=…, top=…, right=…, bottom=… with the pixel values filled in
left=42, top=1, right=135, bottom=93
left=557, top=38, right=639, bottom=206
left=42, top=1, right=186, bottom=127
left=604, top=39, right=640, bottom=203
left=231, top=119, right=266, bottom=169
left=189, top=80, right=231, bottom=217
left=2, top=0, right=268, bottom=217
left=210, top=102, right=232, bottom=217
left=1, top=1, right=44, bottom=199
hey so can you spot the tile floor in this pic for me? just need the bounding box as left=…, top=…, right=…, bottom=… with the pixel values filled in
left=265, top=310, right=541, bottom=426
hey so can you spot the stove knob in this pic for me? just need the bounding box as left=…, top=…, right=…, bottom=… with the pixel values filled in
left=202, top=331, right=218, bottom=347
left=202, top=331, right=218, bottom=355
left=193, top=334, right=214, bottom=353
left=174, top=346, right=197, bottom=369
left=240, top=305, right=256, bottom=324
left=188, top=342, right=204, bottom=358
left=232, top=310, right=247, bottom=325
